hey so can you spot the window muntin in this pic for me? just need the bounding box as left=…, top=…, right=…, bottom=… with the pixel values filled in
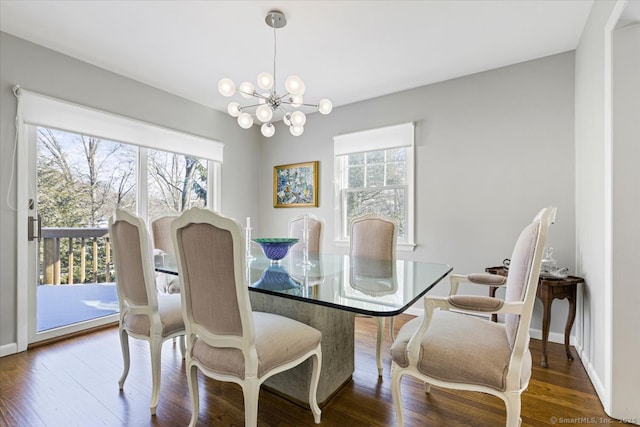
left=340, top=147, right=409, bottom=241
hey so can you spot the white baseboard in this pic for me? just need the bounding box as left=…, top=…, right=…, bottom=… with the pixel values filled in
left=0, top=342, right=18, bottom=357
left=575, top=340, right=609, bottom=415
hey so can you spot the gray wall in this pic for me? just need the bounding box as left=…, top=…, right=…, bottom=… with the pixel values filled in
left=1, top=32, right=578, bottom=350
left=0, top=32, right=262, bottom=347
left=259, top=52, right=576, bottom=336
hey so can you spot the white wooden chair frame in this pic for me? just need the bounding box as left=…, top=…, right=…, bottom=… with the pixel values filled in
left=391, top=207, right=555, bottom=427
left=350, top=213, right=398, bottom=376
left=109, top=209, right=185, bottom=415
left=172, top=208, right=322, bottom=427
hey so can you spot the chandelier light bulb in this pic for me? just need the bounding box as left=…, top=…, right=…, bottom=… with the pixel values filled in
left=290, top=95, right=303, bottom=107
left=283, top=113, right=292, bottom=126
left=237, top=112, right=254, bottom=129
left=290, top=111, right=306, bottom=127
left=290, top=125, right=304, bottom=136
left=318, top=99, right=333, bottom=115
left=256, top=104, right=273, bottom=123
left=257, top=72, right=274, bottom=90
left=227, top=102, right=241, bottom=117
left=261, top=123, right=275, bottom=137
left=238, top=81, right=255, bottom=98
left=285, top=75, right=305, bottom=96
left=218, top=78, right=235, bottom=97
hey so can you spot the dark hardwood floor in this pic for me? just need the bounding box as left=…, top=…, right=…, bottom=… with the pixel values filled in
left=0, top=314, right=611, bottom=426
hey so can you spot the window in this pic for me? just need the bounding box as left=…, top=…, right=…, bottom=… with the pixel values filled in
left=334, top=123, right=415, bottom=249
left=147, top=149, right=208, bottom=219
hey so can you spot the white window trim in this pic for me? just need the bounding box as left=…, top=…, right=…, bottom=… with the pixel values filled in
left=333, top=122, right=415, bottom=251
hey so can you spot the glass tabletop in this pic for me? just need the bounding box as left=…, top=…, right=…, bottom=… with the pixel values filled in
left=155, top=252, right=452, bottom=316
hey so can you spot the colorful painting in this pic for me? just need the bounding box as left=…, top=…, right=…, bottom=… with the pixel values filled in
left=273, top=161, right=318, bottom=208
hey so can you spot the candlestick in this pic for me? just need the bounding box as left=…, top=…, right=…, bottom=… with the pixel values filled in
left=244, top=219, right=255, bottom=260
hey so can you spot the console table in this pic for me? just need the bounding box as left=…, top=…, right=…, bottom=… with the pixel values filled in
left=484, top=266, right=584, bottom=368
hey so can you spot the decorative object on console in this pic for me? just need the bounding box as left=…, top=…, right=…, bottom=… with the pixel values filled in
left=218, top=10, right=332, bottom=137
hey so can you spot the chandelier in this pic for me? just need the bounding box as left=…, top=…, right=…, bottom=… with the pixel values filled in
left=217, top=10, right=332, bottom=137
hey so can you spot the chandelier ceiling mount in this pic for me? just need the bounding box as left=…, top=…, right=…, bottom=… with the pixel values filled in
left=218, top=10, right=332, bottom=137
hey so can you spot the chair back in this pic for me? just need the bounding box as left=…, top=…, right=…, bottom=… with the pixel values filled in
left=289, top=214, right=324, bottom=255
left=503, top=207, right=554, bottom=386
left=349, top=256, right=397, bottom=296
left=108, top=209, right=159, bottom=319
left=151, top=215, right=177, bottom=255
left=350, top=214, right=397, bottom=260
left=172, top=208, right=255, bottom=349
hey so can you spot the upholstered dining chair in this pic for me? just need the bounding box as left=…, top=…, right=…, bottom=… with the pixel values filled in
left=390, top=207, right=555, bottom=427
left=288, top=213, right=324, bottom=255
left=108, top=209, right=185, bottom=416
left=151, top=215, right=177, bottom=254
left=151, top=215, right=181, bottom=294
left=171, top=207, right=323, bottom=427
left=350, top=214, right=397, bottom=377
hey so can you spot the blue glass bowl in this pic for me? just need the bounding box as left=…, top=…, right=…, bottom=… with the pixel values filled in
left=252, top=265, right=300, bottom=291
left=252, top=238, right=299, bottom=261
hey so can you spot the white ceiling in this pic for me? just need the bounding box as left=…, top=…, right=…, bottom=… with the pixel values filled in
left=1, top=1, right=596, bottom=113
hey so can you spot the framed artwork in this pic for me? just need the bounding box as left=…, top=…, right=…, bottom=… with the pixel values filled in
left=273, top=161, right=319, bottom=208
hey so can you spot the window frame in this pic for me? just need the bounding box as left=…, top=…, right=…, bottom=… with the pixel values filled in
left=333, top=123, right=415, bottom=251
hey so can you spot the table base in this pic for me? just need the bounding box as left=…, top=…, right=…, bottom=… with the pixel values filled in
left=249, top=292, right=356, bottom=406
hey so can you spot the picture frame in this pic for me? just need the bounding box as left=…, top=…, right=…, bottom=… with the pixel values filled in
left=273, top=161, right=319, bottom=208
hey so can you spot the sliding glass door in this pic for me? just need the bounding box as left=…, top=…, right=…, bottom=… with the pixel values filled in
left=28, top=126, right=216, bottom=342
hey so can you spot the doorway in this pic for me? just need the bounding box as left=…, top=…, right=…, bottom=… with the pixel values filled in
left=29, top=126, right=136, bottom=341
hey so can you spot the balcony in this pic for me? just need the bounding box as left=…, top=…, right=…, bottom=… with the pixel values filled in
left=37, top=227, right=118, bottom=332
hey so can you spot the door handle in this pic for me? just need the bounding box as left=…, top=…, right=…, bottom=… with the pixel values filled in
left=28, top=215, right=41, bottom=241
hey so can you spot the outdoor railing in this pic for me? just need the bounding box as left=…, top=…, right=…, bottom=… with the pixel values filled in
left=40, top=227, right=111, bottom=285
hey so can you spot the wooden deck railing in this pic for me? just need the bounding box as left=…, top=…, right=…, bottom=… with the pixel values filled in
left=40, top=227, right=111, bottom=285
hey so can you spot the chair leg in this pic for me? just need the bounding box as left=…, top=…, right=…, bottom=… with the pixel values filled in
left=187, top=363, right=200, bottom=427
left=503, top=391, right=522, bottom=427
left=389, top=316, right=396, bottom=341
left=179, top=335, right=186, bottom=359
left=117, top=327, right=130, bottom=389
left=375, top=317, right=385, bottom=376
left=308, top=350, right=322, bottom=424
left=149, top=336, right=162, bottom=415
left=242, top=378, right=260, bottom=427
left=391, top=363, right=405, bottom=427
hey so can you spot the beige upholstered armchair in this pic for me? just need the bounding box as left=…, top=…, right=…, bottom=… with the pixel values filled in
left=350, top=214, right=397, bottom=376
left=171, top=207, right=322, bottom=427
left=390, top=207, right=555, bottom=427
left=108, top=209, right=185, bottom=416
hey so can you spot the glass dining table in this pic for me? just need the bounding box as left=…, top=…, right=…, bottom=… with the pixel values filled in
left=155, top=251, right=452, bottom=407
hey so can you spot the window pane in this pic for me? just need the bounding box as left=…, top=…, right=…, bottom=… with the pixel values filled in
left=347, top=165, right=364, bottom=188
left=348, top=153, right=364, bottom=165
left=148, top=150, right=207, bottom=219
left=385, top=161, right=406, bottom=185
left=37, top=128, right=137, bottom=227
left=366, top=164, right=384, bottom=187
left=346, top=188, right=406, bottom=238
left=366, top=150, right=384, bottom=164
left=386, top=148, right=406, bottom=162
